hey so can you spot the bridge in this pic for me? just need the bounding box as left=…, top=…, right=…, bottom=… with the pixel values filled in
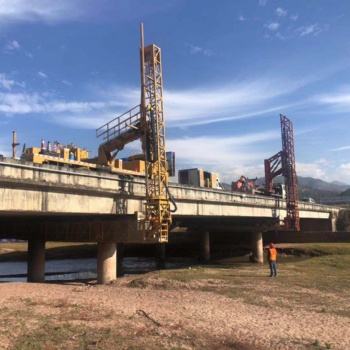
left=0, top=157, right=338, bottom=284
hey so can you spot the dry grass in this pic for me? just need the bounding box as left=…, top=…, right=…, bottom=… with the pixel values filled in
left=1, top=242, right=350, bottom=349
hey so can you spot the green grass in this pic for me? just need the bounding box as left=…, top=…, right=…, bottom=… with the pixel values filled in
left=2, top=242, right=350, bottom=349
left=277, top=242, right=350, bottom=256
left=123, top=251, right=350, bottom=318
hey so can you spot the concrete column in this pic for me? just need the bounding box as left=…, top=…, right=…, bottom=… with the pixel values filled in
left=251, top=232, right=263, bottom=263
left=117, top=243, right=124, bottom=278
left=27, top=239, right=46, bottom=283
left=97, top=242, right=116, bottom=284
left=200, top=230, right=210, bottom=263
left=156, top=243, right=166, bottom=269
left=330, top=212, right=337, bottom=232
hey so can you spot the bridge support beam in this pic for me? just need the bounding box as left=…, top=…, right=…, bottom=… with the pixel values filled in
left=27, top=239, right=46, bottom=283
left=251, top=232, right=263, bottom=263
left=200, top=230, right=210, bottom=263
left=97, top=242, right=116, bottom=284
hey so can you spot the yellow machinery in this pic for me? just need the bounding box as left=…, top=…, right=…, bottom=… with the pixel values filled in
left=20, top=25, right=174, bottom=242
left=140, top=25, right=171, bottom=242
left=22, top=146, right=89, bottom=165
left=21, top=144, right=146, bottom=177
left=95, top=24, right=173, bottom=242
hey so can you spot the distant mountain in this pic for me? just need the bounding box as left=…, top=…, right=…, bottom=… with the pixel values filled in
left=298, top=177, right=350, bottom=192
left=331, top=180, right=350, bottom=187
left=224, top=176, right=350, bottom=201
left=256, top=176, right=350, bottom=193
left=252, top=176, right=350, bottom=202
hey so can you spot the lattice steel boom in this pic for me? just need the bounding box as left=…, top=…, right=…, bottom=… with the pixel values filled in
left=280, top=114, right=300, bottom=230
left=140, top=24, right=171, bottom=242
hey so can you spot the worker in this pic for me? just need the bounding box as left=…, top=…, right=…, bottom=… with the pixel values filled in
left=268, top=243, right=277, bottom=277
left=149, top=212, right=159, bottom=229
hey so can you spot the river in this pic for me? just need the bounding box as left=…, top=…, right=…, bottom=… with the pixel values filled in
left=0, top=257, right=199, bottom=282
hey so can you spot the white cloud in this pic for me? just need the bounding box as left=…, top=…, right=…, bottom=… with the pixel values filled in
left=0, top=74, right=15, bottom=90
left=0, top=0, right=88, bottom=24
left=276, top=7, right=287, bottom=17
left=38, top=71, right=47, bottom=78
left=265, top=22, right=280, bottom=31
left=51, top=112, right=113, bottom=130
left=276, top=32, right=286, bottom=40
left=296, top=24, right=324, bottom=37
left=238, top=15, right=245, bottom=22
left=187, top=43, right=213, bottom=57
left=161, top=77, right=312, bottom=127
left=4, top=40, right=20, bottom=53
left=329, top=145, right=350, bottom=152
left=290, top=14, right=299, bottom=21
left=61, top=80, right=72, bottom=86
left=26, top=52, right=33, bottom=58
left=313, top=89, right=350, bottom=112
left=85, top=75, right=314, bottom=129
left=337, top=163, right=350, bottom=181
left=296, top=161, right=327, bottom=179
left=168, top=133, right=279, bottom=182
left=316, top=92, right=350, bottom=105
left=0, top=91, right=125, bottom=115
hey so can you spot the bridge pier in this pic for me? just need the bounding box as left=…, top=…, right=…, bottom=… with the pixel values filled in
left=200, top=230, right=210, bottom=263
left=27, top=239, right=46, bottom=283
left=330, top=212, right=337, bottom=232
left=156, top=243, right=166, bottom=269
left=117, top=243, right=124, bottom=277
left=251, top=232, right=263, bottom=263
left=97, top=242, right=116, bottom=284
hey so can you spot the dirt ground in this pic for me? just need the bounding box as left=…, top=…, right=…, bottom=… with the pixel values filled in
left=1, top=260, right=350, bottom=350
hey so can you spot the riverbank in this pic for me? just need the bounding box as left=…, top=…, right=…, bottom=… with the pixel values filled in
left=0, top=242, right=97, bottom=262
left=2, top=241, right=350, bottom=262
left=1, top=242, right=350, bottom=349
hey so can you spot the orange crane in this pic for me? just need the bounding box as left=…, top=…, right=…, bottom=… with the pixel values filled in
left=264, top=114, right=300, bottom=230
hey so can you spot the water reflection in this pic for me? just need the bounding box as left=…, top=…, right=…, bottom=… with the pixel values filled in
left=0, top=257, right=198, bottom=282
left=0, top=254, right=307, bottom=282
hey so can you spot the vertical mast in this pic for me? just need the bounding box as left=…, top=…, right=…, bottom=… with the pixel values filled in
left=281, top=114, right=300, bottom=230
left=140, top=24, right=170, bottom=242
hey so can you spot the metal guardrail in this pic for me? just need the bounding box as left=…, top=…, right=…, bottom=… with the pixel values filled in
left=96, top=105, right=141, bottom=141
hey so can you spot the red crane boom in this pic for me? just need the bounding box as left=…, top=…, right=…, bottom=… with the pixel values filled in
left=264, top=114, right=300, bottom=230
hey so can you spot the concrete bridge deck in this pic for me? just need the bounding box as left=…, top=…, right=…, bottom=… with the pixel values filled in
left=0, top=157, right=336, bottom=227
left=0, top=157, right=340, bottom=284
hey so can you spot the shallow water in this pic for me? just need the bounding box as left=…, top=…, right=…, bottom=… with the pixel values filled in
left=0, top=257, right=198, bottom=282
left=0, top=254, right=310, bottom=282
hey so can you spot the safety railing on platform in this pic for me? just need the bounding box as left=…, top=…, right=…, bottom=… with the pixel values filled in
left=96, top=105, right=141, bottom=142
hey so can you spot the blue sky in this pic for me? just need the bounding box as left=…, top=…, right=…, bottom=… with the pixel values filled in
left=1, top=0, right=350, bottom=184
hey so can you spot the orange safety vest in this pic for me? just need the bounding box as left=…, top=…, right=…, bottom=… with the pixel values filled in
left=268, top=248, right=277, bottom=262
